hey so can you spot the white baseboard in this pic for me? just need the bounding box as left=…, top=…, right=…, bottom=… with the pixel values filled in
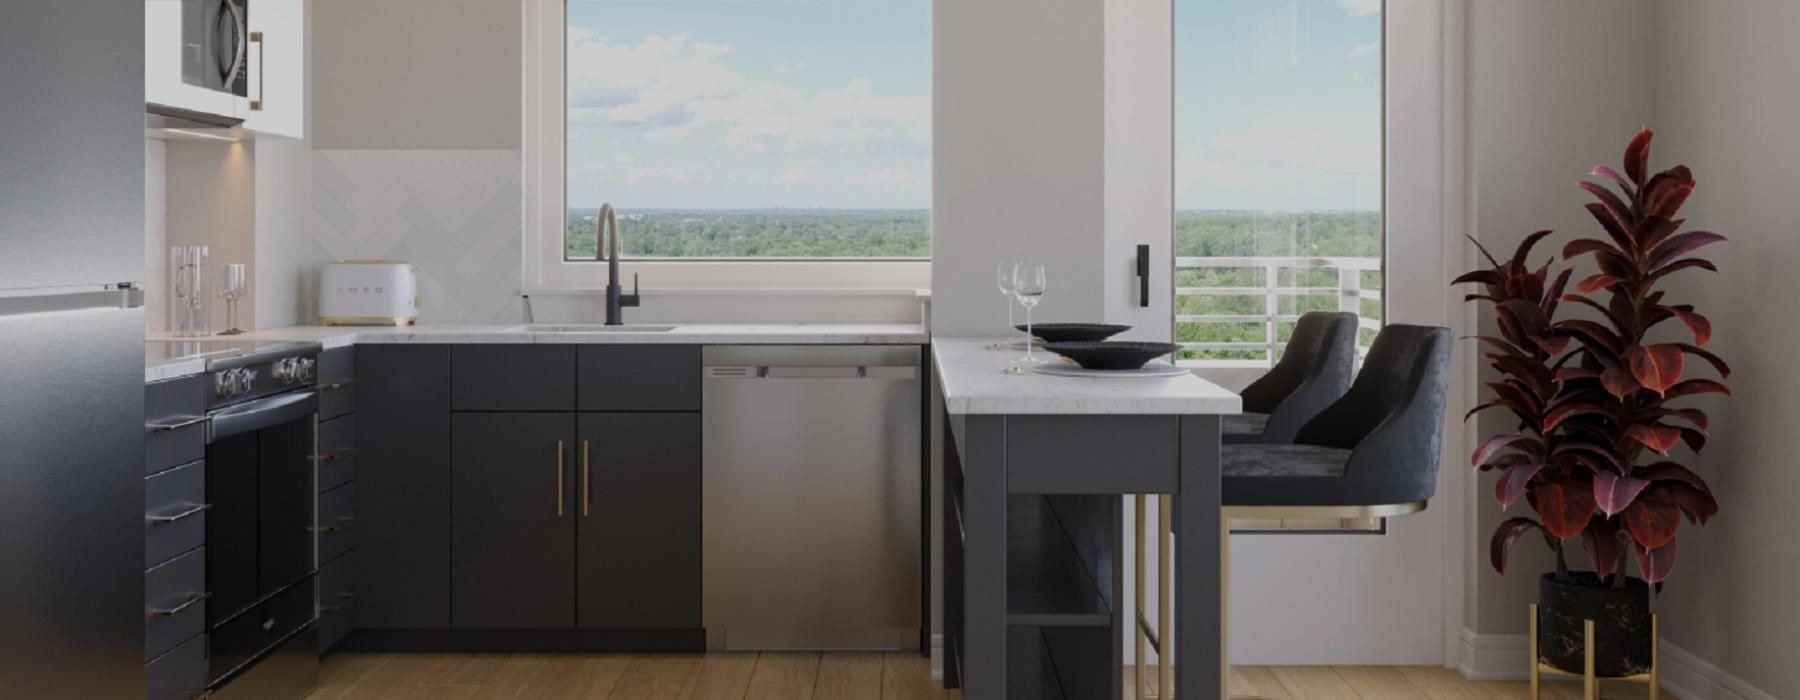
left=930, top=633, right=943, bottom=681
left=1657, top=642, right=1781, bottom=700
left=1456, top=628, right=1778, bottom=700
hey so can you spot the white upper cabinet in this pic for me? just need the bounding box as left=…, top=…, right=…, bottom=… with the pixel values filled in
left=146, top=0, right=248, bottom=121
left=242, top=0, right=306, bottom=139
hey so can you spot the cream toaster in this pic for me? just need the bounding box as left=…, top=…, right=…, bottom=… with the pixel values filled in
left=319, top=261, right=420, bottom=326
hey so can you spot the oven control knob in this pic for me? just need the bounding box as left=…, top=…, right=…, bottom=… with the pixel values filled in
left=214, top=372, right=235, bottom=398
left=298, top=357, right=316, bottom=381
left=240, top=368, right=258, bottom=391
left=273, top=358, right=297, bottom=384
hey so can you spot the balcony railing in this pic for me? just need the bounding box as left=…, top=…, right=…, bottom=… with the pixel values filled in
left=1174, top=256, right=1382, bottom=368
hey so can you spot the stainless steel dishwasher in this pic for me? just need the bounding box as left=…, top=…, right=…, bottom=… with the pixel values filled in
left=702, top=345, right=922, bottom=651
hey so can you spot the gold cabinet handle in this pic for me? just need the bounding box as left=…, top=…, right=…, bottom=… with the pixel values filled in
left=581, top=440, right=591, bottom=517
left=249, top=31, right=265, bottom=111
left=556, top=441, right=565, bottom=517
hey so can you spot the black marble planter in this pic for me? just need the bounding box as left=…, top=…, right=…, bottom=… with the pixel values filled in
left=1537, top=572, right=1653, bottom=677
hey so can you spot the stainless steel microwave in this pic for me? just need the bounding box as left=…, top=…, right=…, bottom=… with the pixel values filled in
left=183, top=0, right=248, bottom=99
left=147, top=0, right=250, bottom=125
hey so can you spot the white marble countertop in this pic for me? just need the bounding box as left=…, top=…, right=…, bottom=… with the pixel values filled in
left=147, top=323, right=929, bottom=381
left=931, top=337, right=1242, bottom=415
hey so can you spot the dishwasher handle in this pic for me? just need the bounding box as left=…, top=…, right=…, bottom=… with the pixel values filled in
left=705, top=365, right=917, bottom=380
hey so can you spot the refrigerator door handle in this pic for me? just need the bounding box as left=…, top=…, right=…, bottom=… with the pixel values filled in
left=0, top=286, right=143, bottom=318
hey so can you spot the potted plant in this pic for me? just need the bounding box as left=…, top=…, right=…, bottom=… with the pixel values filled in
left=1455, top=129, right=1727, bottom=677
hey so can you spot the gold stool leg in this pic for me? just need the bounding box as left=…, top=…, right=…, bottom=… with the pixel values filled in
left=1135, top=494, right=1149, bottom=699
left=1585, top=619, right=1598, bottom=700
left=1529, top=604, right=1541, bottom=700
left=1650, top=613, right=1660, bottom=700
left=1158, top=494, right=1173, bottom=699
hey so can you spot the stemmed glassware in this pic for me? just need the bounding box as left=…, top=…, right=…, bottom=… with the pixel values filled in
left=1013, top=264, right=1047, bottom=364
left=218, top=263, right=247, bottom=335
left=996, top=261, right=1021, bottom=347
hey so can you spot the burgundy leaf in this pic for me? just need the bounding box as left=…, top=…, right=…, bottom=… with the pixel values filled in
left=1556, top=367, right=1603, bottom=382
left=1583, top=203, right=1637, bottom=256
left=1583, top=518, right=1624, bottom=580
left=1624, top=128, right=1653, bottom=186
left=1650, top=482, right=1720, bottom=525
left=1557, top=319, right=1625, bottom=356
left=1677, top=343, right=1731, bottom=378
left=1496, top=463, right=1545, bottom=510
left=1594, top=471, right=1651, bottom=517
left=1471, top=434, right=1532, bottom=467
left=1543, top=402, right=1607, bottom=431
left=1646, top=258, right=1718, bottom=285
left=1590, top=165, right=1636, bottom=195
left=1635, top=539, right=1678, bottom=584
left=1562, top=238, right=1621, bottom=260
left=1601, top=366, right=1640, bottom=399
left=1637, top=461, right=1713, bottom=496
left=1623, top=499, right=1682, bottom=549
left=1452, top=269, right=1505, bottom=287
left=1627, top=344, right=1686, bottom=394
left=1646, top=173, right=1694, bottom=219
left=1665, top=378, right=1732, bottom=400
left=1664, top=307, right=1713, bottom=346
left=1512, top=230, right=1556, bottom=269
left=1679, top=426, right=1707, bottom=452
left=1632, top=216, right=1683, bottom=257
left=1576, top=275, right=1625, bottom=295
left=1536, top=479, right=1599, bottom=539
left=1649, top=231, right=1727, bottom=270
left=1469, top=335, right=1529, bottom=358
left=1552, top=440, right=1624, bottom=469
left=1491, top=517, right=1544, bottom=575
left=1627, top=424, right=1682, bottom=455
left=1579, top=182, right=1636, bottom=235
left=1650, top=408, right=1710, bottom=432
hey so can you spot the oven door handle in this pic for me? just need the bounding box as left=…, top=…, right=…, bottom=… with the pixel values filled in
left=208, top=390, right=317, bottom=442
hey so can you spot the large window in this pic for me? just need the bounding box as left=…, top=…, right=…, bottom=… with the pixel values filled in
left=1177, top=0, right=1385, bottom=532
left=1175, top=0, right=1383, bottom=368
left=561, top=0, right=930, bottom=262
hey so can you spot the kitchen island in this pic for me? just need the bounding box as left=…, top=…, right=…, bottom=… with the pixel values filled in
left=932, top=338, right=1239, bottom=699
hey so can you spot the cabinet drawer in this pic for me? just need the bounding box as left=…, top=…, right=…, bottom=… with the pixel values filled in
left=146, top=375, right=206, bottom=474
left=145, top=460, right=206, bottom=568
left=318, top=551, right=356, bottom=652
left=318, top=347, right=356, bottom=421
left=452, top=345, right=576, bottom=411
left=210, top=576, right=315, bottom=683
left=317, top=415, right=356, bottom=493
left=145, top=547, right=207, bottom=662
left=317, top=482, right=356, bottom=564
left=577, top=345, right=700, bottom=411
left=145, top=634, right=207, bottom=700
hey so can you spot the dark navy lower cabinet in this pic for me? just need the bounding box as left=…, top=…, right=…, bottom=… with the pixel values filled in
left=355, top=345, right=451, bottom=630
left=450, top=412, right=579, bottom=629
left=576, top=413, right=702, bottom=629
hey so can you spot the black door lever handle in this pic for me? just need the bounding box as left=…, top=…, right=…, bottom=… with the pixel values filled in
left=1136, top=244, right=1150, bottom=308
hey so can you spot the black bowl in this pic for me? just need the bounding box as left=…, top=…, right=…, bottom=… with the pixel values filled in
left=1014, top=323, right=1133, bottom=343
left=1042, top=341, right=1180, bottom=370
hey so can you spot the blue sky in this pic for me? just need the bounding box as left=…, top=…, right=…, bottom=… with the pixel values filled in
left=566, top=0, right=930, bottom=209
left=1176, top=0, right=1383, bottom=212
left=566, top=0, right=1380, bottom=212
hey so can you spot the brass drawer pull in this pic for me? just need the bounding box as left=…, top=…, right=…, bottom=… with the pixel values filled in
left=310, top=447, right=359, bottom=461
left=148, top=591, right=211, bottom=618
left=319, top=592, right=358, bottom=613
left=308, top=515, right=355, bottom=534
left=319, top=379, right=359, bottom=391
left=147, top=503, right=212, bottom=525
left=556, top=441, right=565, bottom=517
left=146, top=415, right=209, bottom=433
left=581, top=440, right=591, bottom=517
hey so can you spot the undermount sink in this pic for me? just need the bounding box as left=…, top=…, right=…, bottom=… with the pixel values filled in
left=513, top=324, right=678, bottom=333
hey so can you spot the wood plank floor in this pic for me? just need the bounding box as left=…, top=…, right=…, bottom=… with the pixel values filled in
left=309, top=653, right=1675, bottom=700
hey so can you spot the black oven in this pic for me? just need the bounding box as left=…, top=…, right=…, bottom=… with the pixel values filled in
left=201, top=343, right=319, bottom=686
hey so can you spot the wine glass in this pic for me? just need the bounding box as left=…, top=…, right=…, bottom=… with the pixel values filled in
left=995, top=261, right=1020, bottom=348
left=1013, top=264, right=1047, bottom=363
left=217, top=263, right=246, bottom=335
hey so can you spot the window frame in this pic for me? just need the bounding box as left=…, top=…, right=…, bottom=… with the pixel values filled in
left=522, top=0, right=933, bottom=293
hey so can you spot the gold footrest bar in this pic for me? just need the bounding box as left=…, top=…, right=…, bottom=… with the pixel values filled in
left=1528, top=603, right=1660, bottom=700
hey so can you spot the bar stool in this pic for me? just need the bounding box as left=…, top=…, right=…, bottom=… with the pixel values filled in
left=1134, top=324, right=1453, bottom=699
left=1224, top=310, right=1360, bottom=445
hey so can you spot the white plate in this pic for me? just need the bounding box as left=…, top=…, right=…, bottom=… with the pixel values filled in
left=1030, top=362, right=1190, bottom=379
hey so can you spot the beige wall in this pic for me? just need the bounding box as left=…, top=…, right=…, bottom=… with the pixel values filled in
left=1651, top=1, right=1800, bottom=696
left=929, top=0, right=1105, bottom=336
left=1467, top=0, right=1656, bottom=636
left=312, top=0, right=519, bottom=149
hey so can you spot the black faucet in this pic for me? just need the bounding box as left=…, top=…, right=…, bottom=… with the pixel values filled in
left=595, top=203, right=640, bottom=325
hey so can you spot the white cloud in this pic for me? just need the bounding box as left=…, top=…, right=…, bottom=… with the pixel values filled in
left=775, top=166, right=815, bottom=185
left=1338, top=0, right=1381, bottom=17
left=1349, top=41, right=1380, bottom=59
left=567, top=24, right=928, bottom=156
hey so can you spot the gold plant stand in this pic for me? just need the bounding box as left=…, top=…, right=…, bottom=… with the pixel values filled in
left=1528, top=603, right=1659, bottom=700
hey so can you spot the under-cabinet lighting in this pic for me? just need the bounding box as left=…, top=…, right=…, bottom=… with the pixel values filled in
left=163, top=128, right=240, bottom=142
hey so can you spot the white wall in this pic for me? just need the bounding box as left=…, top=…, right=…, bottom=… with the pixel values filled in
left=164, top=140, right=257, bottom=332
left=928, top=0, right=1105, bottom=337
left=1651, top=2, right=1800, bottom=697
left=1464, top=0, right=1657, bottom=640
left=1103, top=0, right=1175, bottom=344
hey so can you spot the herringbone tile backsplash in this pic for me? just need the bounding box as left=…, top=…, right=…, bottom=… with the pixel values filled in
left=308, top=149, right=524, bottom=324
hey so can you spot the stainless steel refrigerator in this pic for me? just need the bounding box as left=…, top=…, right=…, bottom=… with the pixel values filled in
left=1, top=1, right=149, bottom=696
